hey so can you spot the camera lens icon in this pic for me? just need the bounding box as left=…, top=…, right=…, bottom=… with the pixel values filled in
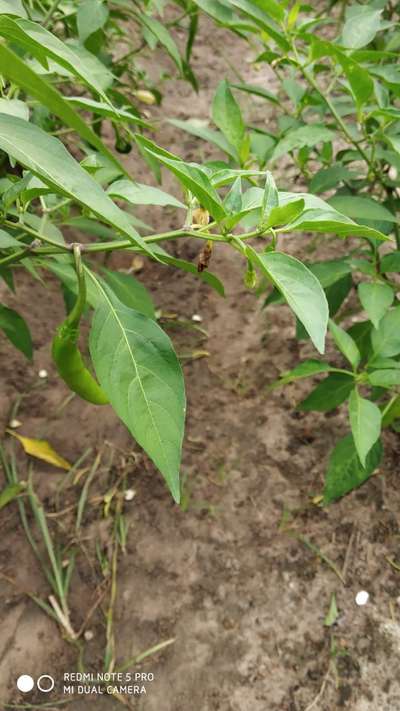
left=17, top=674, right=55, bottom=694
left=37, top=675, right=55, bottom=693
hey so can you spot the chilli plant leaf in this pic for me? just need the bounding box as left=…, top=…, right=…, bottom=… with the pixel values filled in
left=88, top=273, right=186, bottom=503
left=247, top=247, right=329, bottom=354
left=0, top=115, right=152, bottom=256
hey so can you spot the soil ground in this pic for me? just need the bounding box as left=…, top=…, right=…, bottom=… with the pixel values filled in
left=1, top=13, right=400, bottom=711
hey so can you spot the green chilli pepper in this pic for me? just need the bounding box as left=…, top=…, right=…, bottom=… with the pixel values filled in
left=51, top=245, right=108, bottom=406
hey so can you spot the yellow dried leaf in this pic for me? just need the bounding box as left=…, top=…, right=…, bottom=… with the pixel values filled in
left=7, top=431, right=71, bottom=470
left=130, top=256, right=144, bottom=273
left=192, top=207, right=210, bottom=226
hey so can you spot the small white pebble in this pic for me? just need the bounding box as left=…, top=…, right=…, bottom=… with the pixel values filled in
left=124, top=488, right=136, bottom=502
left=192, top=314, right=202, bottom=322
left=9, top=418, right=22, bottom=429
left=84, top=630, right=94, bottom=641
left=355, top=590, right=369, bottom=606
left=38, top=369, right=48, bottom=379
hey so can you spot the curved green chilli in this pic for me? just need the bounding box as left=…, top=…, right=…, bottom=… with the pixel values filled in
left=51, top=244, right=108, bottom=405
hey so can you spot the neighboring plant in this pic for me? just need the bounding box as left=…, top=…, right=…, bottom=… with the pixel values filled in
left=0, top=0, right=395, bottom=505
left=170, top=0, right=400, bottom=501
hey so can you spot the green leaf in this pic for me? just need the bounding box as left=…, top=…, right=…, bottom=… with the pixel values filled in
left=309, top=165, right=360, bottom=194
left=66, top=96, right=147, bottom=128
left=0, top=45, right=128, bottom=177
left=224, top=177, right=242, bottom=213
left=260, top=171, right=279, bottom=222
left=323, top=433, right=382, bottom=504
left=329, top=319, right=360, bottom=370
left=244, top=0, right=284, bottom=23
left=216, top=189, right=387, bottom=241
left=89, top=275, right=185, bottom=503
left=62, top=217, right=121, bottom=241
left=0, top=229, right=22, bottom=249
left=191, top=0, right=236, bottom=26
left=65, top=39, right=113, bottom=92
left=348, top=389, right=381, bottom=466
left=0, top=115, right=151, bottom=255
left=271, top=125, right=334, bottom=162
left=0, top=304, right=32, bottom=359
left=247, top=248, right=328, bottom=354
left=342, top=7, right=383, bottom=49
left=326, top=275, right=353, bottom=317
left=358, top=282, right=394, bottom=329
left=136, top=136, right=226, bottom=221
left=211, top=168, right=265, bottom=188
left=348, top=320, right=372, bottom=361
left=0, top=16, right=110, bottom=101
left=298, top=373, right=354, bottom=412
left=77, top=0, right=108, bottom=43
left=310, top=37, right=373, bottom=108
left=265, top=199, right=304, bottom=229
left=228, top=0, right=289, bottom=49
left=368, top=357, right=400, bottom=370
left=275, top=265, right=352, bottom=322
left=380, top=251, right=400, bottom=273
left=0, top=0, right=27, bottom=17
left=107, top=179, right=185, bottom=209
left=138, top=13, right=183, bottom=73
left=231, top=82, right=279, bottom=105
left=21, top=212, right=65, bottom=245
left=168, top=118, right=237, bottom=160
left=308, top=259, right=352, bottom=289
left=283, top=209, right=388, bottom=241
left=336, top=52, right=373, bottom=109
left=102, top=269, right=156, bottom=320
left=371, top=306, right=400, bottom=357
left=212, top=80, right=245, bottom=156
left=0, top=98, right=28, bottom=120
left=328, top=196, right=396, bottom=224
left=368, top=369, right=400, bottom=388
left=0, top=482, right=25, bottom=510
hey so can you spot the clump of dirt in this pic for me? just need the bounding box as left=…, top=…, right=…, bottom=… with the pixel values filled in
left=1, top=14, right=400, bottom=711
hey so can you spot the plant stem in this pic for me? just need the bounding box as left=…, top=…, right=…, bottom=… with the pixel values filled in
left=43, top=0, right=63, bottom=27
left=66, top=245, right=86, bottom=329
left=4, top=219, right=67, bottom=249
left=0, top=245, right=35, bottom=267
left=290, top=40, right=380, bottom=181
left=1, top=215, right=273, bottom=269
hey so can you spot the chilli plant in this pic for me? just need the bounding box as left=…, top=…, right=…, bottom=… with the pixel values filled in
left=170, top=0, right=400, bottom=502
left=0, top=0, right=395, bottom=505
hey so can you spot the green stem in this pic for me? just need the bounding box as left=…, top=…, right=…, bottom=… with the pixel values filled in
left=4, top=219, right=67, bottom=250
left=1, top=216, right=272, bottom=269
left=291, top=41, right=379, bottom=180
left=0, top=245, right=34, bottom=267
left=43, top=0, right=63, bottom=27
left=66, top=245, right=86, bottom=329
